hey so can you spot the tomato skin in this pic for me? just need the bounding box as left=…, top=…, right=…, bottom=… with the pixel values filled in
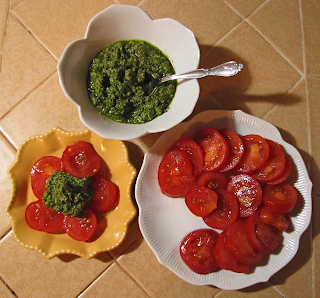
left=260, top=205, right=290, bottom=231
left=215, top=229, right=250, bottom=273
left=252, top=140, right=285, bottom=183
left=225, top=219, right=263, bottom=265
left=173, top=137, right=204, bottom=177
left=267, top=155, right=291, bottom=185
left=63, top=208, right=97, bottom=241
left=219, top=128, right=244, bottom=172
left=185, top=186, right=218, bottom=217
left=233, top=134, right=270, bottom=174
left=25, top=200, right=64, bottom=233
left=196, top=171, right=228, bottom=191
left=86, top=174, right=119, bottom=212
left=246, top=208, right=281, bottom=253
left=62, top=141, right=101, bottom=178
left=203, top=189, right=239, bottom=230
left=30, top=156, right=64, bottom=199
left=180, top=229, right=218, bottom=274
left=262, top=183, right=298, bottom=213
left=227, top=174, right=262, bottom=217
left=193, top=127, right=229, bottom=172
left=158, top=149, right=194, bottom=198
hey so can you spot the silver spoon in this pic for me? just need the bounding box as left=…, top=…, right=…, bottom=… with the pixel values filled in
left=149, top=61, right=243, bottom=94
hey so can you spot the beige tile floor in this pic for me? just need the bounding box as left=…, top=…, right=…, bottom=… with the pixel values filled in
left=0, top=0, right=319, bottom=297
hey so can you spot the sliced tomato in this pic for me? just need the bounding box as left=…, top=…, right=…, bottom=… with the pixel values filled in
left=180, top=229, right=218, bottom=274
left=30, top=156, right=64, bottom=199
left=262, top=183, right=298, bottom=213
left=185, top=186, right=218, bottom=217
left=215, top=229, right=250, bottom=273
left=86, top=174, right=119, bottom=212
left=233, top=134, right=270, bottom=174
left=252, top=140, right=285, bottom=183
left=267, top=155, right=292, bottom=185
left=62, top=141, right=101, bottom=178
left=225, top=219, right=263, bottom=265
left=25, top=200, right=64, bottom=233
left=193, top=127, right=229, bottom=172
left=203, top=189, right=239, bottom=230
left=63, top=208, right=97, bottom=241
left=158, top=149, right=194, bottom=197
left=260, top=205, right=290, bottom=231
left=246, top=208, right=281, bottom=253
left=196, top=171, right=228, bottom=191
left=227, top=174, right=262, bottom=217
left=173, top=137, right=204, bottom=177
left=219, top=128, right=244, bottom=172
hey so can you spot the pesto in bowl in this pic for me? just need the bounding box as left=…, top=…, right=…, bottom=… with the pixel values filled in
left=87, top=40, right=176, bottom=124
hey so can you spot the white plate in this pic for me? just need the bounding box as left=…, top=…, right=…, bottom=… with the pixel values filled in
left=135, top=110, right=312, bottom=290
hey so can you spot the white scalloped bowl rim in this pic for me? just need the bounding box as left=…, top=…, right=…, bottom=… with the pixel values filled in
left=135, top=110, right=312, bottom=290
left=57, top=4, right=200, bottom=140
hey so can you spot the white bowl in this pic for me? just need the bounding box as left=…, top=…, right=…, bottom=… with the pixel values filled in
left=57, top=4, right=200, bottom=140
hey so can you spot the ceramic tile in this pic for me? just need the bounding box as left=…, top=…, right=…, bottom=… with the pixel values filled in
left=301, top=0, right=320, bottom=77
left=215, top=282, right=283, bottom=298
left=248, top=0, right=304, bottom=72
left=0, top=14, right=56, bottom=119
left=0, top=280, right=15, bottom=298
left=139, top=0, right=242, bottom=54
left=223, top=0, right=266, bottom=18
left=199, top=21, right=301, bottom=118
left=0, top=133, right=16, bottom=238
left=0, top=232, right=114, bottom=298
left=0, top=72, right=87, bottom=149
left=118, top=240, right=221, bottom=298
left=12, top=0, right=116, bottom=60
left=0, top=0, right=9, bottom=53
left=263, top=79, right=309, bottom=165
left=79, top=262, right=149, bottom=298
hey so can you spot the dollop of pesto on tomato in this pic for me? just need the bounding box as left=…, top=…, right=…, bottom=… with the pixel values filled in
left=87, top=40, right=176, bottom=124
left=42, top=171, right=92, bottom=217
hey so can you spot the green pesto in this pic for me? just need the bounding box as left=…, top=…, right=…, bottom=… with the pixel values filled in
left=42, top=171, right=92, bottom=217
left=87, top=40, right=177, bottom=124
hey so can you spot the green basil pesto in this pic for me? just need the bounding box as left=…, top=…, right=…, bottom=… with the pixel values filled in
left=42, top=171, right=92, bottom=217
left=87, top=40, right=177, bottom=124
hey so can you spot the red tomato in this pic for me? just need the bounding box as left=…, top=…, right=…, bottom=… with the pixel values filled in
left=173, top=137, right=204, bottom=177
left=225, top=219, right=263, bottom=265
left=158, top=149, right=194, bottom=197
left=30, top=156, right=64, bottom=199
left=180, top=229, right=218, bottom=274
left=219, top=128, right=244, bottom=172
left=203, top=189, right=239, bottom=230
left=62, top=141, right=101, bottom=178
left=193, top=127, right=229, bottom=172
left=215, top=229, right=250, bottom=273
left=86, top=174, right=119, bottom=212
left=245, top=208, right=281, bottom=253
left=25, top=200, right=64, bottom=233
left=260, top=205, right=290, bottom=231
left=63, top=208, right=97, bottom=241
left=252, top=140, right=285, bottom=183
left=185, top=186, right=218, bottom=217
left=262, top=183, right=298, bottom=213
left=227, top=174, right=262, bottom=217
left=267, top=155, right=291, bottom=185
left=196, top=171, right=228, bottom=191
left=233, top=134, right=270, bottom=174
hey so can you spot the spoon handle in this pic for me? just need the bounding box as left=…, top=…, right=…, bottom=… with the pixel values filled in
left=161, top=61, right=243, bottom=83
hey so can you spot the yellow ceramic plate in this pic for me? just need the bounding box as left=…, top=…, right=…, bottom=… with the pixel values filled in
left=7, top=127, right=137, bottom=259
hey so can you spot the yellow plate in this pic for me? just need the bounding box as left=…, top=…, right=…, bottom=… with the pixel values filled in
left=6, top=127, right=137, bottom=259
